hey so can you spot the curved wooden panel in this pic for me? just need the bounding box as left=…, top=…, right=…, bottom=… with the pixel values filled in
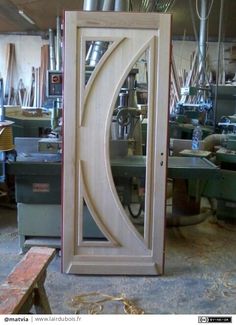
left=82, top=37, right=126, bottom=120
left=80, top=161, right=120, bottom=247
left=79, top=36, right=156, bottom=255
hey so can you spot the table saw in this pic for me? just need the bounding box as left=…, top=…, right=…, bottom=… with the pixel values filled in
left=7, top=136, right=218, bottom=251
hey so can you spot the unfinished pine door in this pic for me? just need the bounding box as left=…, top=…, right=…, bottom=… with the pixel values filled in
left=63, top=12, right=171, bottom=275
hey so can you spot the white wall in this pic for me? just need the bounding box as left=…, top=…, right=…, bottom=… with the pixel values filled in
left=0, top=35, right=48, bottom=90
left=0, top=35, right=235, bottom=93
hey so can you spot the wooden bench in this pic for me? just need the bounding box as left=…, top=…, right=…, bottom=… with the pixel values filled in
left=0, top=246, right=56, bottom=314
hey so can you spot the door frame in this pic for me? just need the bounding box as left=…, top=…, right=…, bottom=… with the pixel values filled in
left=63, top=11, right=171, bottom=275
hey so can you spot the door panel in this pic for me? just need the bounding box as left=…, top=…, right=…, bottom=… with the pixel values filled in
left=63, top=12, right=171, bottom=275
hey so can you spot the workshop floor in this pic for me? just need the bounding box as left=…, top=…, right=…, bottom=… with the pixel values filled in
left=1, top=202, right=236, bottom=315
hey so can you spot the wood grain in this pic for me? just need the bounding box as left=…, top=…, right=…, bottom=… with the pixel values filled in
left=63, top=12, right=171, bottom=275
left=0, top=247, right=55, bottom=314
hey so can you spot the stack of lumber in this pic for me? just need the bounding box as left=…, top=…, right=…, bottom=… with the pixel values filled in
left=169, top=46, right=213, bottom=114
left=4, top=43, right=16, bottom=105
left=4, top=43, right=49, bottom=108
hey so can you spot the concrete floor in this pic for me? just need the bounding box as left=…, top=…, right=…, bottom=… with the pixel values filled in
left=1, top=203, right=236, bottom=315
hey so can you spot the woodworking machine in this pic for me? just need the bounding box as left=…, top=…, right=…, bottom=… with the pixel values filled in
left=8, top=136, right=106, bottom=252
left=202, top=133, right=236, bottom=220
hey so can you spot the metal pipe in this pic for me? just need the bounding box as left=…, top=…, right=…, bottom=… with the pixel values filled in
left=102, top=0, right=115, bottom=10
left=83, top=0, right=99, bottom=10
left=198, top=0, right=208, bottom=86
left=166, top=208, right=210, bottom=227
left=0, top=79, right=5, bottom=122
left=214, top=0, right=225, bottom=128
left=56, top=16, right=62, bottom=71
left=87, top=41, right=109, bottom=67
left=85, top=0, right=116, bottom=66
left=203, top=133, right=227, bottom=151
left=114, top=0, right=130, bottom=11
left=84, top=0, right=129, bottom=67
left=48, top=28, right=55, bottom=71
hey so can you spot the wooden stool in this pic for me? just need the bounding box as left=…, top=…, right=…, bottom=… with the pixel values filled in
left=0, top=247, right=56, bottom=314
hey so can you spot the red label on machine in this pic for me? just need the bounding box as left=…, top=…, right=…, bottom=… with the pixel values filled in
left=32, top=183, right=50, bottom=193
left=51, top=74, right=62, bottom=83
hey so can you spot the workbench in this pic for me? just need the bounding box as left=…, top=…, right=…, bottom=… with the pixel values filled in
left=7, top=155, right=218, bottom=251
left=111, top=155, right=218, bottom=179
left=5, top=106, right=51, bottom=137
left=112, top=156, right=218, bottom=218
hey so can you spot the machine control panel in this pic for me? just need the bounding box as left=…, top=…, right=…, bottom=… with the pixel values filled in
left=47, top=70, right=63, bottom=98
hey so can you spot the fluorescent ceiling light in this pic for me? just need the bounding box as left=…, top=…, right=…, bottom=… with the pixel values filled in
left=18, top=10, right=35, bottom=25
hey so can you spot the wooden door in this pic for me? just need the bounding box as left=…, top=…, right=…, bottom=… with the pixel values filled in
left=63, top=12, right=171, bottom=275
